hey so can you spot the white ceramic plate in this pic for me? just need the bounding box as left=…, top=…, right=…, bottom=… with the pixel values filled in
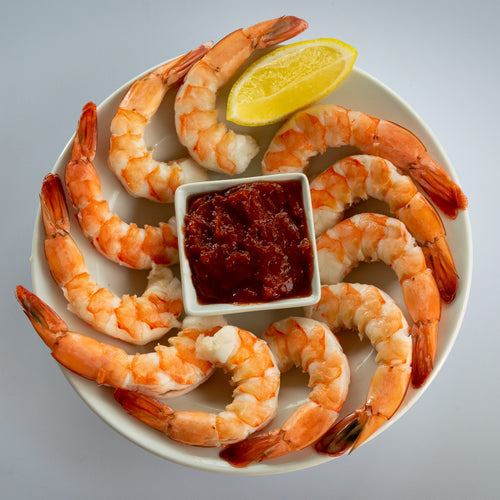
left=30, top=55, right=472, bottom=475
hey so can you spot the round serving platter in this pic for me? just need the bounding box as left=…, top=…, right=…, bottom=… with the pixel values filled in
left=30, top=55, right=472, bottom=475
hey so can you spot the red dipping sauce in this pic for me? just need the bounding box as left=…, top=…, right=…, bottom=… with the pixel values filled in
left=184, top=180, right=313, bottom=305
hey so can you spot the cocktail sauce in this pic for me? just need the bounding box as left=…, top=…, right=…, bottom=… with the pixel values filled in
left=184, top=180, right=313, bottom=304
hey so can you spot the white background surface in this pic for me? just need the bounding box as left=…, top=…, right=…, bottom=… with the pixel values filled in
left=1, top=1, right=498, bottom=498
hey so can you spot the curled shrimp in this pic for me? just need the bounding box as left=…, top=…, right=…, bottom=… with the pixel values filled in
left=306, top=283, right=412, bottom=455
left=108, top=44, right=211, bottom=202
left=316, top=212, right=441, bottom=388
left=174, top=16, right=308, bottom=175
left=114, top=325, right=281, bottom=447
left=262, top=104, right=467, bottom=218
left=66, top=102, right=178, bottom=269
left=310, top=154, right=458, bottom=302
left=16, top=286, right=223, bottom=399
left=220, top=317, right=349, bottom=467
left=41, top=173, right=182, bottom=345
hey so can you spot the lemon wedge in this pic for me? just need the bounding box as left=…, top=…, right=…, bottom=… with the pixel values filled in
left=227, top=38, right=357, bottom=126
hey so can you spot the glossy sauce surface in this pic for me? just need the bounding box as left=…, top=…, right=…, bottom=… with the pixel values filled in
left=184, top=180, right=313, bottom=304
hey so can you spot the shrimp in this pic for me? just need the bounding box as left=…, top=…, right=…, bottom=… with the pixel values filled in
left=108, top=44, right=211, bottom=202
left=41, top=173, right=182, bottom=345
left=66, top=102, right=179, bottom=269
left=174, top=16, right=308, bottom=175
left=305, top=283, right=412, bottom=455
left=220, top=317, right=349, bottom=467
left=316, top=212, right=441, bottom=387
left=262, top=104, right=467, bottom=219
left=16, top=286, right=223, bottom=399
left=310, top=154, right=458, bottom=302
left=114, top=325, right=281, bottom=447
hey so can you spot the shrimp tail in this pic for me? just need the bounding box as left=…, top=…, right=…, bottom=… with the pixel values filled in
left=16, top=286, right=110, bottom=381
left=114, top=389, right=173, bottom=433
left=422, top=239, right=459, bottom=303
left=219, top=429, right=285, bottom=467
left=314, top=408, right=366, bottom=456
left=163, top=42, right=214, bottom=86
left=15, top=285, right=67, bottom=349
left=410, top=158, right=468, bottom=219
left=71, top=102, right=97, bottom=163
left=248, top=16, right=308, bottom=49
left=314, top=406, right=387, bottom=456
left=40, top=173, right=70, bottom=237
left=411, top=322, right=438, bottom=388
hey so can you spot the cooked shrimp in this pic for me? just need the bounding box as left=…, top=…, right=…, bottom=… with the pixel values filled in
left=16, top=286, right=222, bottom=399
left=306, top=283, right=411, bottom=455
left=41, top=173, right=182, bottom=345
left=316, top=212, right=441, bottom=387
left=108, top=44, right=211, bottom=202
left=262, top=104, right=467, bottom=218
left=66, top=102, right=178, bottom=269
left=310, top=154, right=458, bottom=302
left=114, top=325, right=281, bottom=447
left=220, top=317, right=349, bottom=467
left=174, top=16, right=308, bottom=174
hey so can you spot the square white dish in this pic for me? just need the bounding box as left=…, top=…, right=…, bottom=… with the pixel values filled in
left=174, top=172, right=321, bottom=316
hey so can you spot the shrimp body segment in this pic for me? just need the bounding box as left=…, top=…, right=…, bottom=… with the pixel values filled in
left=16, top=287, right=222, bottom=399
left=66, top=102, right=178, bottom=269
left=115, top=325, right=281, bottom=447
left=262, top=104, right=467, bottom=218
left=174, top=16, right=308, bottom=175
left=108, top=44, right=211, bottom=203
left=310, top=154, right=458, bottom=302
left=220, top=317, right=349, bottom=467
left=316, top=213, right=441, bottom=388
left=306, top=283, right=412, bottom=455
left=41, top=174, right=182, bottom=345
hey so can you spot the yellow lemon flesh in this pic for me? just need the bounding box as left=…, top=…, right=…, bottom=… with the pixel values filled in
left=227, top=38, right=357, bottom=126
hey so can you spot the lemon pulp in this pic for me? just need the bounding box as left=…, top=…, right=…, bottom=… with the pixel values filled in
left=227, top=38, right=357, bottom=126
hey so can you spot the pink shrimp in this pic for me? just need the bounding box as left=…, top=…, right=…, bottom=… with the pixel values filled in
left=114, top=325, right=280, bottom=446
left=66, top=102, right=178, bottom=269
left=16, top=286, right=223, bottom=399
left=175, top=16, right=308, bottom=174
left=41, top=173, right=182, bottom=345
left=262, top=104, right=467, bottom=218
left=306, top=283, right=412, bottom=455
left=316, top=212, right=441, bottom=388
left=108, top=44, right=211, bottom=202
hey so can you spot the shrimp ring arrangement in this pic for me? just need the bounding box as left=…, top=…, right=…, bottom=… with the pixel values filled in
left=18, top=16, right=471, bottom=474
